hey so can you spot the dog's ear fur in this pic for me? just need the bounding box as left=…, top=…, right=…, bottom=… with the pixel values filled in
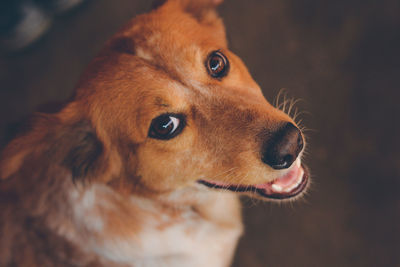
left=61, top=122, right=104, bottom=182
left=153, top=0, right=223, bottom=11
left=153, top=0, right=224, bottom=26
left=107, top=0, right=226, bottom=55
left=0, top=115, right=107, bottom=183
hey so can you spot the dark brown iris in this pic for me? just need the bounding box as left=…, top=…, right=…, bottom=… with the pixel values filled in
left=148, top=114, right=185, bottom=140
left=206, top=50, right=229, bottom=78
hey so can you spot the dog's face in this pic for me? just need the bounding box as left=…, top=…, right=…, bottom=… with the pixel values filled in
left=71, top=0, right=308, bottom=200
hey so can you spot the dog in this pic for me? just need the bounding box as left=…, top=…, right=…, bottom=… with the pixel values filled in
left=0, top=0, right=309, bottom=266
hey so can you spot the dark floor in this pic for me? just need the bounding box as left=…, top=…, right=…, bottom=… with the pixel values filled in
left=1, top=0, right=399, bottom=266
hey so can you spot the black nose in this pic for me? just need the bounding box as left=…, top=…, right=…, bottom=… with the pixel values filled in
left=261, top=122, right=304, bottom=169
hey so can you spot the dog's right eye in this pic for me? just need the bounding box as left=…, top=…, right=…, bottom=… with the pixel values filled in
left=148, top=114, right=185, bottom=140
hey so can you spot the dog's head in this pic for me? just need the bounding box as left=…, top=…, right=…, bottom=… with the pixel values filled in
left=1, top=0, right=309, bottom=201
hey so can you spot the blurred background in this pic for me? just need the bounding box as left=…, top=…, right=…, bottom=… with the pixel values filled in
left=0, top=0, right=399, bottom=266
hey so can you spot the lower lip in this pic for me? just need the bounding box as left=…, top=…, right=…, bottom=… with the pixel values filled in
left=198, top=164, right=309, bottom=200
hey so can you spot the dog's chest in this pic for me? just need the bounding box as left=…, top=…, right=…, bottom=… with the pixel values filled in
left=93, top=206, right=241, bottom=267
left=70, top=186, right=242, bottom=267
left=122, top=208, right=240, bottom=267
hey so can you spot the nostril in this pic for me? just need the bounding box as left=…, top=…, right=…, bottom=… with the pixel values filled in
left=283, top=154, right=294, bottom=166
left=261, top=122, right=304, bottom=170
left=268, top=154, right=294, bottom=169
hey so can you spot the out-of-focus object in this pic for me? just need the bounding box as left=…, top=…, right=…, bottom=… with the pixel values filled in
left=0, top=0, right=86, bottom=52
left=34, top=0, right=86, bottom=14
left=0, top=1, right=51, bottom=52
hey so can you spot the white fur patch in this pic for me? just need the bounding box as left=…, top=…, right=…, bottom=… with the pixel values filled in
left=69, top=184, right=242, bottom=267
left=69, top=184, right=113, bottom=232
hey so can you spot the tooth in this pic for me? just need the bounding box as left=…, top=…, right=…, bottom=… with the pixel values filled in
left=296, top=159, right=301, bottom=167
left=271, top=184, right=283, bottom=192
left=284, top=169, right=305, bottom=192
left=285, top=182, right=297, bottom=192
left=299, top=169, right=304, bottom=180
left=284, top=187, right=292, bottom=193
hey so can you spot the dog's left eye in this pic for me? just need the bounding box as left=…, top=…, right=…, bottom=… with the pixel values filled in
left=206, top=51, right=229, bottom=78
left=148, top=114, right=185, bottom=140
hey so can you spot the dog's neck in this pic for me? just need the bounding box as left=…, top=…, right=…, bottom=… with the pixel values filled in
left=56, top=182, right=243, bottom=266
left=67, top=182, right=242, bottom=231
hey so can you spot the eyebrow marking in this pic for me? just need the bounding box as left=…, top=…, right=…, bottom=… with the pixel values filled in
left=154, top=97, right=170, bottom=107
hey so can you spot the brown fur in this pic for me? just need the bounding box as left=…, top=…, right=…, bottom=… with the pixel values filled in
left=0, top=0, right=307, bottom=266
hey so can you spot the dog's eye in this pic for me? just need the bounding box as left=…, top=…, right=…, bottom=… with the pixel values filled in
left=148, top=114, right=185, bottom=140
left=206, top=51, right=229, bottom=78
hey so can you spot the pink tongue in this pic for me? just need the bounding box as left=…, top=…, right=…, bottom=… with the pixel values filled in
left=255, top=164, right=300, bottom=190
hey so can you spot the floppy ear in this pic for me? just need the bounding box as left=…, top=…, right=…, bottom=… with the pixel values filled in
left=60, top=121, right=105, bottom=183
left=0, top=141, right=32, bottom=180
left=0, top=115, right=108, bottom=183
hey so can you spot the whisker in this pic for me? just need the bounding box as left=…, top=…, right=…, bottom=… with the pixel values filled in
left=293, top=111, right=307, bottom=122
left=287, top=98, right=302, bottom=117
left=274, top=88, right=287, bottom=108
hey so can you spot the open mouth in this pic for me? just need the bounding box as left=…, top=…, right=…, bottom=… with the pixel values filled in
left=198, top=158, right=309, bottom=199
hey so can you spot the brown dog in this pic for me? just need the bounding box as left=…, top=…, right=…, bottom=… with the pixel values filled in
left=0, top=0, right=309, bottom=266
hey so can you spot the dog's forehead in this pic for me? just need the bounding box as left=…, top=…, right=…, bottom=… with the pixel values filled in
left=78, top=3, right=263, bottom=117
left=121, top=5, right=227, bottom=78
